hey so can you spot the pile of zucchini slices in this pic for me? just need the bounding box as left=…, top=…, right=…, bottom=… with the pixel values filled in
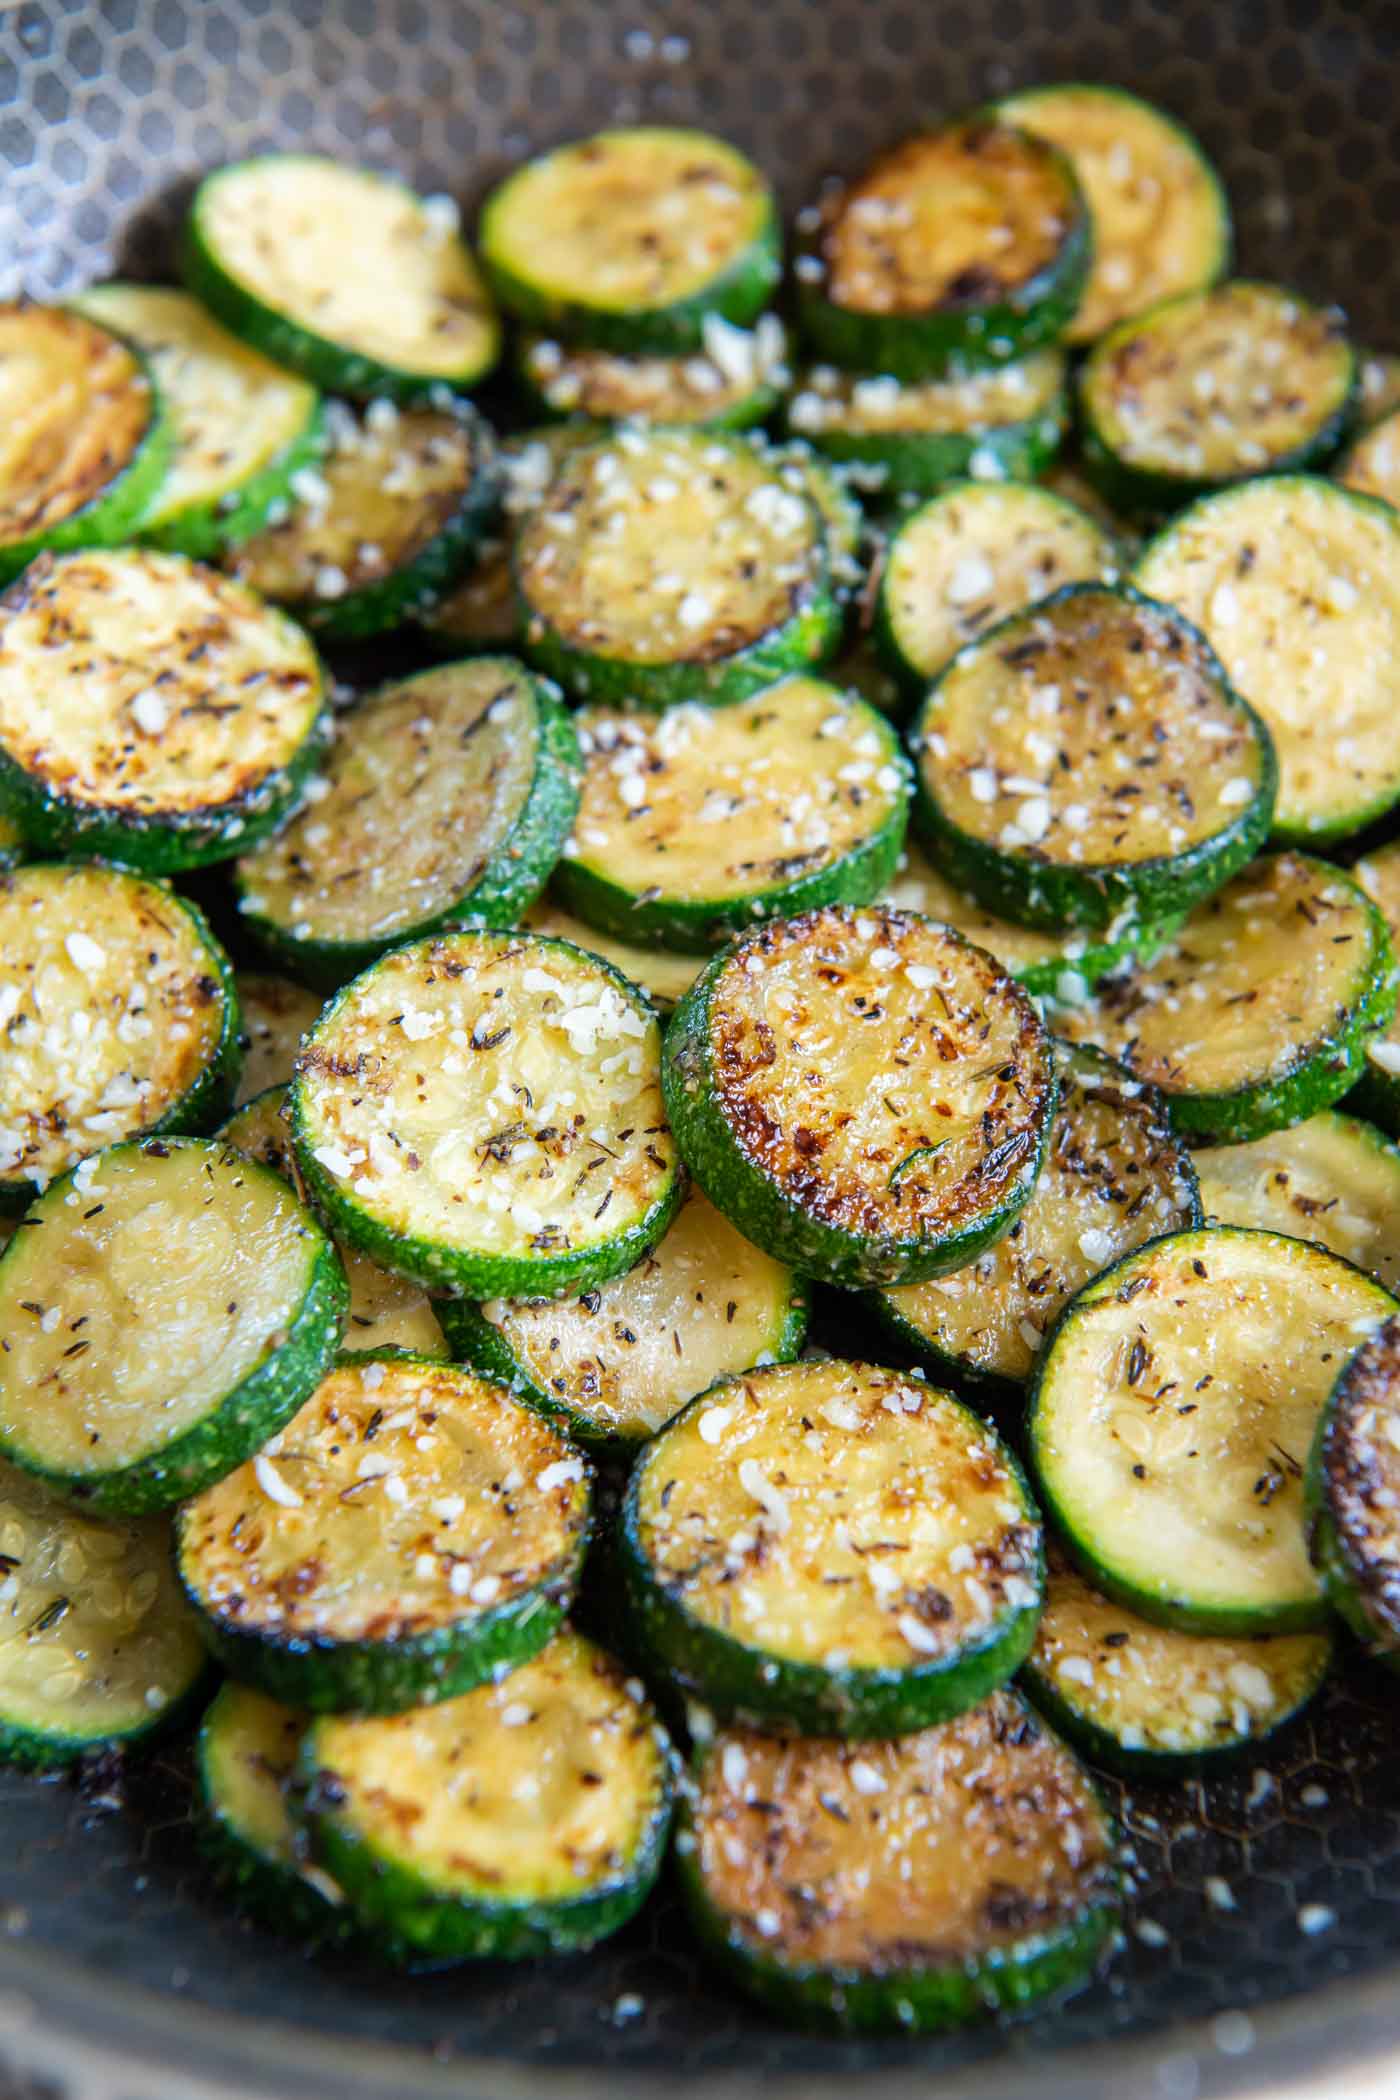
left=2, top=85, right=1400, bottom=2037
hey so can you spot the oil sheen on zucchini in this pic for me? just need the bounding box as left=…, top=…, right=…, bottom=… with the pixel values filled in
left=875, top=1041, right=1200, bottom=1395
left=1196, top=1111, right=1400, bottom=1290
left=0, top=548, right=328, bottom=873
left=196, top=1682, right=351, bottom=1938
left=519, top=314, right=790, bottom=429
left=0, top=1458, right=207, bottom=1769
left=1029, top=1225, right=1397, bottom=1634
left=1351, top=842, right=1400, bottom=1136
left=235, top=975, right=325, bottom=1102
left=1056, top=852, right=1395, bottom=1143
left=1308, top=1311, right=1400, bottom=1662
left=301, top=1629, right=674, bottom=1960
left=521, top=895, right=701, bottom=1011
left=0, top=1137, right=347, bottom=1515
left=292, top=930, right=682, bottom=1300
left=663, top=904, right=1057, bottom=1288
left=622, top=1359, right=1043, bottom=1735
left=678, top=1690, right=1118, bottom=2033
left=176, top=1353, right=591, bottom=1714
left=235, top=658, right=580, bottom=986
left=910, top=582, right=1274, bottom=932
left=0, top=861, right=241, bottom=1207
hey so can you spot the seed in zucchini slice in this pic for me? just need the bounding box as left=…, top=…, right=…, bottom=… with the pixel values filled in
left=877, top=480, right=1118, bottom=696
left=1056, top=852, right=1394, bottom=1143
left=1338, top=405, right=1400, bottom=511
left=0, top=303, right=172, bottom=584
left=185, top=155, right=500, bottom=401
left=1195, top=1111, right=1400, bottom=1290
left=196, top=1682, right=351, bottom=1938
left=1029, top=1225, right=1397, bottom=1635
left=521, top=895, right=701, bottom=1011
left=1021, top=1550, right=1331, bottom=1777
left=236, top=658, right=580, bottom=987
left=0, top=862, right=242, bottom=1208
left=440, top=1184, right=806, bottom=1457
left=1309, top=1311, right=1400, bottom=1662
left=0, top=547, right=328, bottom=873
left=225, top=398, right=498, bottom=641
left=515, top=428, right=840, bottom=710
left=0, top=1136, right=347, bottom=1516
left=664, top=903, right=1057, bottom=1288
left=300, top=1628, right=674, bottom=1960
left=678, top=1689, right=1117, bottom=2033
left=1351, top=843, right=1400, bottom=1137
left=911, top=582, right=1275, bottom=935
left=69, top=283, right=324, bottom=560
left=520, top=314, right=790, bottom=429
left=479, top=128, right=780, bottom=354
left=235, top=975, right=325, bottom=1103
left=0, top=1458, right=207, bottom=1770
left=785, top=350, right=1068, bottom=498
left=875, top=1041, right=1199, bottom=1395
left=996, top=85, right=1231, bottom=344
left=622, top=1359, right=1043, bottom=1735
left=796, top=119, right=1090, bottom=383
left=293, top=930, right=682, bottom=1301
left=1136, top=478, right=1400, bottom=844
left=177, top=1353, right=590, bottom=1714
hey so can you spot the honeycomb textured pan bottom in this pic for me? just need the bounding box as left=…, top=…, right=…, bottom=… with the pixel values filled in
left=4, top=1, right=1400, bottom=2095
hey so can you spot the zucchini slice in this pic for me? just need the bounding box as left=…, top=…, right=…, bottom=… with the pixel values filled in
left=226, top=399, right=498, bottom=641
left=1021, top=1549, right=1331, bottom=1777
left=1195, top=1111, right=1400, bottom=1290
left=176, top=1353, right=591, bottom=1714
left=1338, top=405, right=1400, bottom=511
left=235, top=974, right=324, bottom=1102
left=521, top=895, right=701, bottom=1011
left=292, top=930, right=682, bottom=1300
left=622, top=1359, right=1042, bottom=1734
left=1351, top=843, right=1400, bottom=1135
left=0, top=302, right=171, bottom=584
left=784, top=351, right=1068, bottom=498
left=996, top=85, right=1231, bottom=344
left=796, top=119, right=1090, bottom=382
left=185, top=155, right=500, bottom=401
left=1056, top=852, right=1394, bottom=1143
left=236, top=658, right=580, bottom=987
left=0, top=861, right=241, bottom=1207
left=911, top=582, right=1275, bottom=934
left=555, top=679, right=908, bottom=955
left=515, top=428, right=840, bottom=709
left=678, top=1690, right=1117, bottom=2033
left=875, top=1040, right=1200, bottom=1396
left=196, top=1682, right=350, bottom=1937
left=663, top=903, right=1057, bottom=1288
left=440, top=1183, right=806, bottom=1457
left=763, top=441, right=867, bottom=605
left=479, top=128, right=780, bottom=354
left=1309, top=1311, right=1400, bottom=1660
left=1028, top=1224, right=1397, bottom=1634
left=300, top=1628, right=674, bottom=1960
left=69, top=283, right=323, bottom=559
left=1358, top=348, right=1400, bottom=426
left=877, top=481, right=1117, bottom=696
left=1081, top=284, right=1355, bottom=516
left=1135, top=478, right=1400, bottom=844
left=0, top=1136, right=347, bottom=1515
left=830, top=637, right=906, bottom=723
left=0, top=1460, right=207, bottom=1769
left=519, top=314, right=790, bottom=430
left=0, top=548, right=328, bottom=874
left=220, top=1086, right=447, bottom=1361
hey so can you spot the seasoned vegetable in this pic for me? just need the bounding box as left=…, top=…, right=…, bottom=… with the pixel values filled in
left=235, top=975, right=324, bottom=1102
left=1309, top=1311, right=1400, bottom=1662
left=1338, top=405, right=1400, bottom=510
left=521, top=896, right=701, bottom=1011
left=519, top=314, right=789, bottom=428
left=196, top=1683, right=351, bottom=1938
left=1195, top=1112, right=1400, bottom=1289
left=1351, top=842, right=1400, bottom=1135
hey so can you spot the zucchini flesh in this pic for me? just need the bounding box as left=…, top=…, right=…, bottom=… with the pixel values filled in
left=910, top=582, right=1275, bottom=933
left=521, top=896, right=701, bottom=1011
left=236, top=658, right=580, bottom=985
left=663, top=903, right=1057, bottom=1289
left=678, top=1691, right=1117, bottom=2034
left=996, top=85, right=1230, bottom=343
left=1029, top=1225, right=1397, bottom=1634
left=185, top=155, right=500, bottom=399
left=556, top=679, right=908, bottom=954
left=876, top=1041, right=1199, bottom=1392
left=1135, top=478, right=1400, bottom=843
left=0, top=861, right=241, bottom=1204
left=1351, top=842, right=1400, bottom=1135
left=0, top=1136, right=346, bottom=1515
left=440, top=1184, right=806, bottom=1455
left=1057, top=851, right=1394, bottom=1143
left=1339, top=406, right=1400, bottom=511
left=235, top=974, right=325, bottom=1102
left=292, top=930, right=682, bottom=1300
left=420, top=427, right=596, bottom=655
left=0, top=1458, right=206, bottom=1769
left=196, top=1682, right=350, bottom=1936
left=1196, top=1111, right=1400, bottom=1291
left=622, top=1359, right=1043, bottom=1735
left=301, top=1628, right=674, bottom=1960
left=1358, top=349, right=1400, bottom=425
left=0, top=548, right=327, bottom=873
left=1022, top=1550, right=1331, bottom=1776
left=176, top=1354, right=590, bottom=1714
left=1310, top=1311, right=1400, bottom=1657
left=520, top=314, right=789, bottom=428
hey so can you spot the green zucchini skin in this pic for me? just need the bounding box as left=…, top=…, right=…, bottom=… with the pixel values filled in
left=147, top=397, right=328, bottom=562
left=1306, top=1312, right=1400, bottom=1665
left=0, top=1664, right=209, bottom=1775
left=783, top=360, right=1068, bottom=499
